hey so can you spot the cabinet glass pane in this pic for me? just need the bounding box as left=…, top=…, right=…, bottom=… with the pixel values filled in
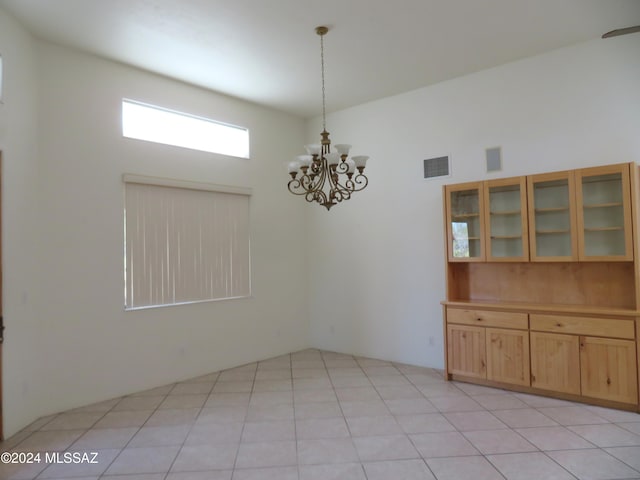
left=582, top=173, right=625, bottom=256
left=450, top=189, right=481, bottom=258
left=489, top=184, right=522, bottom=257
left=533, top=179, right=572, bottom=257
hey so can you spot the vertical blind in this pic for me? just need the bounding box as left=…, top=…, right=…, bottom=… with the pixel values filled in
left=124, top=176, right=251, bottom=309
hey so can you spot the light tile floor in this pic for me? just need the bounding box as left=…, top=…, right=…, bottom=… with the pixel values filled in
left=2, top=348, right=640, bottom=480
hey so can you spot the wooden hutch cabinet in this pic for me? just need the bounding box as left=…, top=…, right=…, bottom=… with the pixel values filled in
left=442, top=162, right=640, bottom=412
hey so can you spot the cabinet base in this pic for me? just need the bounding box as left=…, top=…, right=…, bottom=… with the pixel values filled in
left=447, top=374, right=640, bottom=413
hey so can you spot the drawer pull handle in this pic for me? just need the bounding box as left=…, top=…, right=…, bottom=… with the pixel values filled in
left=476, top=318, right=483, bottom=322
left=607, top=377, right=612, bottom=386
left=556, top=322, right=563, bottom=327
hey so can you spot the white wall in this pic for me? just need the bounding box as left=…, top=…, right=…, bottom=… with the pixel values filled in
left=307, top=35, right=640, bottom=368
left=3, top=7, right=639, bottom=439
left=33, top=42, right=309, bottom=423
left=0, top=8, right=44, bottom=439
left=0, top=25, right=310, bottom=436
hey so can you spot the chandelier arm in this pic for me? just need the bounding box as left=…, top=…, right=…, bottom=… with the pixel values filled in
left=288, top=169, right=322, bottom=195
left=345, top=174, right=369, bottom=192
left=331, top=187, right=352, bottom=203
left=314, top=158, right=329, bottom=192
left=326, top=167, right=353, bottom=204
left=288, top=175, right=313, bottom=194
left=307, top=157, right=332, bottom=207
left=329, top=175, right=350, bottom=193
left=309, top=189, right=329, bottom=206
left=329, top=166, right=357, bottom=191
left=335, top=162, right=349, bottom=175
left=288, top=177, right=311, bottom=196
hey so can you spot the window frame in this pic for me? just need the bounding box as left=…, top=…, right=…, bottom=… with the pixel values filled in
left=0, top=54, right=4, bottom=103
left=121, top=99, right=250, bottom=158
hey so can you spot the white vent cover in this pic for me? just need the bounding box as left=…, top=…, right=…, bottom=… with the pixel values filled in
left=486, top=147, right=502, bottom=172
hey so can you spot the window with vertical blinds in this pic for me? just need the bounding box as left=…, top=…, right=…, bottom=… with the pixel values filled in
left=124, top=175, right=251, bottom=310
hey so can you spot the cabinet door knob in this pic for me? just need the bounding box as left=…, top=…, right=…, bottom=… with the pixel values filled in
left=476, top=317, right=483, bottom=322
left=607, top=377, right=612, bottom=386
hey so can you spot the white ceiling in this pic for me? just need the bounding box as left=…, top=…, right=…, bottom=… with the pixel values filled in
left=1, top=0, right=639, bottom=118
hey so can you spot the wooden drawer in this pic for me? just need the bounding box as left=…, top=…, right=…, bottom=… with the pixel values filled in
left=447, top=308, right=528, bottom=330
left=530, top=314, right=635, bottom=340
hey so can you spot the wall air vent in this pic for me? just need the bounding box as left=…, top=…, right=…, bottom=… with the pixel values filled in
left=486, top=147, right=502, bottom=172
left=423, top=156, right=450, bottom=179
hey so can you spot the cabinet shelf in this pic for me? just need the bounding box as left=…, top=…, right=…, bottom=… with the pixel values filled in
left=583, top=202, right=623, bottom=209
left=491, top=235, right=522, bottom=240
left=535, top=206, right=569, bottom=213
left=583, top=177, right=620, bottom=185
left=451, top=213, right=480, bottom=219
left=536, top=229, right=571, bottom=235
left=584, top=226, right=624, bottom=232
left=490, top=210, right=521, bottom=216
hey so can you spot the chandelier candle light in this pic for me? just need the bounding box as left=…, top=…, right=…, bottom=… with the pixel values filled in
left=287, top=26, right=369, bottom=210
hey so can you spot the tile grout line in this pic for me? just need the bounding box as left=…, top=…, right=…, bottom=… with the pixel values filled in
left=5, top=349, right=640, bottom=480
left=31, top=395, right=122, bottom=479
left=161, top=374, right=220, bottom=479
left=228, top=359, right=257, bottom=475
left=390, top=361, right=442, bottom=480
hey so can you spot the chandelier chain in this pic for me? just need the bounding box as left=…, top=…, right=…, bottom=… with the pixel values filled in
left=320, top=31, right=326, bottom=132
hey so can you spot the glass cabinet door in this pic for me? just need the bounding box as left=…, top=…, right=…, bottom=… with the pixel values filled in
left=528, top=172, right=577, bottom=261
left=484, top=177, right=528, bottom=261
left=446, top=183, right=484, bottom=261
left=576, top=164, right=632, bottom=260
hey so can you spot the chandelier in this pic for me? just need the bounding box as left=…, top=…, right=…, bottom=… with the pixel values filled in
left=287, top=26, right=369, bottom=210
